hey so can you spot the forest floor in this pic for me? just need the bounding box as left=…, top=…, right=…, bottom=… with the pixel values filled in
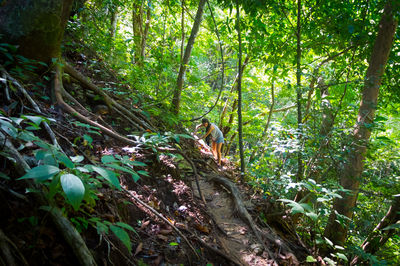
left=0, top=48, right=310, bottom=265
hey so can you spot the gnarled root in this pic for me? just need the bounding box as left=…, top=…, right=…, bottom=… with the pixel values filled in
left=54, top=65, right=137, bottom=146
left=63, top=62, right=156, bottom=132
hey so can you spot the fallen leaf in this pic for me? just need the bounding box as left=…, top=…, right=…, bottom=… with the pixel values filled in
left=157, top=234, right=168, bottom=241
left=195, top=224, right=210, bottom=234
left=159, top=229, right=172, bottom=235
left=140, top=220, right=150, bottom=230
left=134, top=242, right=143, bottom=257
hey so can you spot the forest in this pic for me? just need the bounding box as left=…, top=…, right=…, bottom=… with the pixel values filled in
left=0, top=0, right=399, bottom=265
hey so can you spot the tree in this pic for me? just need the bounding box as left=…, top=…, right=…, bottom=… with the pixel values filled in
left=171, top=0, right=207, bottom=115
left=236, top=0, right=245, bottom=178
left=0, top=0, right=74, bottom=64
left=324, top=0, right=398, bottom=246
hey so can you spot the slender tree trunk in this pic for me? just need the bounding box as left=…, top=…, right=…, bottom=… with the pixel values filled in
left=219, top=55, right=249, bottom=129
left=140, top=0, right=151, bottom=60
left=110, top=7, right=118, bottom=41
left=132, top=0, right=144, bottom=65
left=324, top=1, right=398, bottom=246
left=236, top=0, right=245, bottom=178
left=351, top=195, right=400, bottom=265
left=180, top=0, right=185, bottom=63
left=296, top=0, right=303, bottom=182
left=171, top=0, right=207, bottom=114
left=0, top=0, right=74, bottom=64
left=248, top=83, right=275, bottom=164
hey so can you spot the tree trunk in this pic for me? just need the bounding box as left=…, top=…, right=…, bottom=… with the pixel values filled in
left=140, top=0, right=151, bottom=60
left=351, top=195, right=400, bottom=265
left=236, top=0, right=245, bottom=178
left=219, top=55, right=249, bottom=130
left=0, top=0, right=74, bottom=64
left=180, top=0, right=185, bottom=63
left=296, top=0, right=303, bottom=182
left=171, top=0, right=207, bottom=114
left=132, top=0, right=144, bottom=65
left=110, top=7, right=118, bottom=41
left=324, top=1, right=398, bottom=246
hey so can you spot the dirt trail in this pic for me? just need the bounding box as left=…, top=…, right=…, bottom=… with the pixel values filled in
left=192, top=175, right=274, bottom=265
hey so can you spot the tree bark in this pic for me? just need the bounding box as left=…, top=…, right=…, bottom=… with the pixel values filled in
left=140, top=0, right=152, bottom=60
left=296, top=0, right=303, bottom=182
left=219, top=55, right=249, bottom=131
left=324, top=1, right=398, bottom=246
left=171, top=0, right=207, bottom=114
left=110, top=6, right=118, bottom=41
left=0, top=0, right=74, bottom=64
left=132, top=0, right=144, bottom=65
left=236, top=0, right=245, bottom=178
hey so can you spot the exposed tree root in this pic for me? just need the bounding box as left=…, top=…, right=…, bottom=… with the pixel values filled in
left=63, top=62, right=156, bottom=132
left=1, top=132, right=97, bottom=266
left=0, top=228, right=28, bottom=266
left=192, top=234, right=241, bottom=265
left=209, top=174, right=301, bottom=263
left=54, top=65, right=138, bottom=146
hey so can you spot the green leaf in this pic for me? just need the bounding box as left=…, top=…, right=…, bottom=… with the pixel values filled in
left=305, top=211, right=318, bottom=221
left=83, top=134, right=93, bottom=144
left=130, top=161, right=147, bottom=167
left=18, top=165, right=60, bottom=181
left=335, top=252, right=348, bottom=261
left=169, top=242, right=179, bottom=246
left=115, top=222, right=136, bottom=232
left=0, top=172, right=10, bottom=180
left=324, top=237, right=334, bottom=247
left=22, top=115, right=44, bottom=126
left=137, top=170, right=149, bottom=177
left=61, top=174, right=85, bottom=210
left=382, top=223, right=400, bottom=230
left=106, top=163, right=138, bottom=177
left=101, top=155, right=117, bottom=164
left=323, top=257, right=336, bottom=266
left=306, top=256, right=317, bottom=262
left=56, top=152, right=75, bottom=168
left=18, top=131, right=39, bottom=142
left=85, top=165, right=120, bottom=189
left=0, top=119, right=18, bottom=138
left=70, top=155, right=84, bottom=163
left=96, top=221, right=109, bottom=234
left=278, top=199, right=304, bottom=214
left=110, top=225, right=131, bottom=253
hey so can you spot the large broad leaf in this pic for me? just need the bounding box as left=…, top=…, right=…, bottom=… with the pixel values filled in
left=61, top=174, right=85, bottom=210
left=18, top=165, right=60, bottom=181
left=101, top=155, right=117, bottom=164
left=85, top=165, right=120, bottom=189
left=110, top=225, right=131, bottom=253
left=105, top=163, right=140, bottom=182
left=115, top=222, right=136, bottom=232
left=278, top=199, right=304, bottom=214
left=0, top=119, right=18, bottom=138
left=22, top=115, right=44, bottom=126
left=56, top=152, right=75, bottom=169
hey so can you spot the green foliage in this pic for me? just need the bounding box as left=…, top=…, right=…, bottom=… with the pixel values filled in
left=1, top=114, right=145, bottom=253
